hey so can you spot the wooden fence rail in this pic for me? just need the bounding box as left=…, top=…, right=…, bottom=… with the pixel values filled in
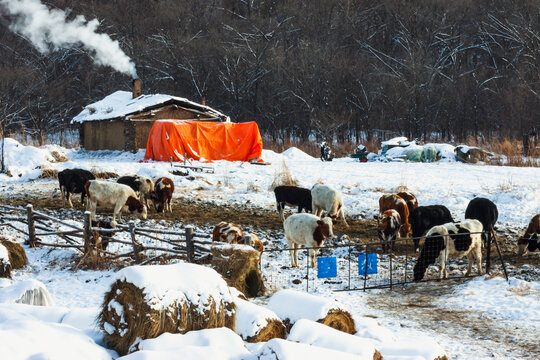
left=0, top=204, right=211, bottom=264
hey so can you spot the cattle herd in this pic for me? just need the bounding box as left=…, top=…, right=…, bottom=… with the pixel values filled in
left=57, top=168, right=539, bottom=281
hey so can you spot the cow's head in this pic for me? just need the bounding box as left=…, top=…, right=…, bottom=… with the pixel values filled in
left=314, top=217, right=333, bottom=246
left=126, top=196, right=147, bottom=219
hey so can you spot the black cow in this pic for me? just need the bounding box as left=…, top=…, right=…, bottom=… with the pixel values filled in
left=409, top=205, right=454, bottom=252
left=274, top=185, right=313, bottom=222
left=58, top=168, right=95, bottom=208
left=465, top=197, right=498, bottom=245
left=116, top=176, right=140, bottom=192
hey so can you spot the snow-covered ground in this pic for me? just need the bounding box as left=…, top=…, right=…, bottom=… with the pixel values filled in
left=0, top=138, right=539, bottom=359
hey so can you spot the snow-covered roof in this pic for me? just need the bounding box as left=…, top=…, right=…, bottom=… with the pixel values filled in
left=71, top=91, right=230, bottom=124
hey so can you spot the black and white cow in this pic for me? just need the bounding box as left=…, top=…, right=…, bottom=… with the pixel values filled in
left=465, top=197, right=498, bottom=245
left=274, top=185, right=312, bottom=222
left=409, top=205, right=454, bottom=252
left=413, top=219, right=483, bottom=281
left=58, top=168, right=95, bottom=208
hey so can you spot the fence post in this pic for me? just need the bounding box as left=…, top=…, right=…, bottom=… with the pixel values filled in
left=129, top=221, right=142, bottom=263
left=83, top=211, right=91, bottom=254
left=185, top=226, right=194, bottom=263
left=26, top=204, right=36, bottom=247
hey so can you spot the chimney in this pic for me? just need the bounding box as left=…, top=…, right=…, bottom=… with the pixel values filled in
left=132, top=78, right=142, bottom=99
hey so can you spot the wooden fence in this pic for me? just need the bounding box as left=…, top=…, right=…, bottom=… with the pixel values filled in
left=0, top=204, right=212, bottom=264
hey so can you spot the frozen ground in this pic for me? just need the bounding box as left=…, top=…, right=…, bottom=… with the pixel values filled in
left=0, top=139, right=539, bottom=359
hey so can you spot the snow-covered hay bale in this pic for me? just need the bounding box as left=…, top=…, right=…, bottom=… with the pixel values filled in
left=0, top=244, right=11, bottom=278
left=288, top=319, right=382, bottom=360
left=211, top=244, right=265, bottom=298
left=267, top=289, right=355, bottom=334
left=0, top=236, right=27, bottom=269
left=235, top=297, right=286, bottom=342
left=98, top=263, right=236, bottom=356
left=0, top=279, right=55, bottom=306
left=455, top=145, right=490, bottom=163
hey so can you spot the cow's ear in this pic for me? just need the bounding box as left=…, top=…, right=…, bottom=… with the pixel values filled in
left=146, top=179, right=152, bottom=184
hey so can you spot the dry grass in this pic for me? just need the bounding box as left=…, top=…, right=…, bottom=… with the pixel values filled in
left=39, top=168, right=58, bottom=179
left=317, top=309, right=356, bottom=335
left=269, top=159, right=297, bottom=191
left=92, top=170, right=119, bottom=179
left=50, top=150, right=69, bottom=162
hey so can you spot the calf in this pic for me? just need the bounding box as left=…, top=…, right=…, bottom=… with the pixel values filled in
left=85, top=180, right=147, bottom=227
left=151, top=177, right=175, bottom=213
left=283, top=213, right=333, bottom=268
left=117, top=175, right=155, bottom=207
left=518, top=214, right=540, bottom=256
left=465, top=197, right=498, bottom=245
left=377, top=209, right=401, bottom=253
left=396, top=191, right=419, bottom=214
left=410, top=205, right=454, bottom=252
left=413, top=219, right=483, bottom=281
left=58, top=168, right=95, bottom=208
left=379, top=194, right=411, bottom=238
left=311, top=184, right=348, bottom=227
left=212, top=222, right=243, bottom=244
left=274, top=185, right=312, bottom=221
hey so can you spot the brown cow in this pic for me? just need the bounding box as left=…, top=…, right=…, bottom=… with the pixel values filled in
left=377, top=209, right=401, bottom=253
left=396, top=191, right=418, bottom=215
left=379, top=194, right=411, bottom=238
left=518, top=214, right=540, bottom=256
left=212, top=222, right=243, bottom=244
left=151, top=177, right=174, bottom=213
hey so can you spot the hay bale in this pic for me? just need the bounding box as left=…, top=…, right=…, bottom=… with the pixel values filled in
left=39, top=168, right=58, bottom=179
left=455, top=145, right=491, bottom=164
left=211, top=244, right=265, bottom=298
left=50, top=150, right=69, bottom=162
left=267, top=289, right=356, bottom=334
left=0, top=237, right=27, bottom=269
left=98, top=263, right=236, bottom=356
left=235, top=298, right=286, bottom=343
left=288, top=319, right=382, bottom=360
left=0, top=244, right=11, bottom=278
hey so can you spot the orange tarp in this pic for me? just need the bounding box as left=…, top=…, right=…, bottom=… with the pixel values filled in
left=144, top=120, right=263, bottom=162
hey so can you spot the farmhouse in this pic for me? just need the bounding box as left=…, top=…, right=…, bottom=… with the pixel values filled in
left=71, top=79, right=230, bottom=151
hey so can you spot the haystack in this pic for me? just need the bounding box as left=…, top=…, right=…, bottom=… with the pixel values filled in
left=0, top=279, right=55, bottom=306
left=267, top=289, right=356, bottom=334
left=0, top=244, right=11, bottom=278
left=92, top=170, right=119, bottom=179
left=235, top=298, right=286, bottom=343
left=0, top=236, right=27, bottom=269
left=98, top=263, right=236, bottom=356
left=211, top=244, right=265, bottom=298
left=288, top=319, right=382, bottom=360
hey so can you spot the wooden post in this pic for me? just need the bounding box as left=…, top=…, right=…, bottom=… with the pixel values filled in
left=83, top=211, right=91, bottom=254
left=185, top=226, right=194, bottom=263
left=492, top=229, right=509, bottom=280
left=129, top=222, right=141, bottom=263
left=26, top=204, right=36, bottom=247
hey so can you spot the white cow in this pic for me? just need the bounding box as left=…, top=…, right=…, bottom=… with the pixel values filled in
left=284, top=213, right=333, bottom=268
left=311, top=184, right=348, bottom=227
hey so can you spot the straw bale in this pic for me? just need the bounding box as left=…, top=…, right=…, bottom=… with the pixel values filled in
left=317, top=309, right=356, bottom=335
left=235, top=298, right=286, bottom=343
left=0, top=237, right=27, bottom=269
left=211, top=244, right=265, bottom=297
left=267, top=289, right=356, bottom=335
left=50, top=150, right=69, bottom=162
left=98, top=264, right=236, bottom=356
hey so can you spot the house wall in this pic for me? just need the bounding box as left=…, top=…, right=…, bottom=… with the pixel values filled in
left=83, top=121, right=125, bottom=150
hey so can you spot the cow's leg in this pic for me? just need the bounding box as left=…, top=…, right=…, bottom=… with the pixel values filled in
left=60, top=186, right=66, bottom=207
left=88, top=201, right=97, bottom=222
left=475, top=245, right=483, bottom=275
left=67, top=192, right=73, bottom=208
left=439, top=254, right=446, bottom=279
left=113, top=203, right=124, bottom=225
left=310, top=248, right=318, bottom=268
left=340, top=208, right=349, bottom=227
left=277, top=202, right=285, bottom=222
left=81, top=191, right=86, bottom=207
left=465, top=252, right=474, bottom=276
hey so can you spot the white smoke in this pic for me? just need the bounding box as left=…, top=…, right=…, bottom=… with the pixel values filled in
left=0, top=0, right=136, bottom=77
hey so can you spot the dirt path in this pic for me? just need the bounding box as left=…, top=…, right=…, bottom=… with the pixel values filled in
left=365, top=280, right=539, bottom=359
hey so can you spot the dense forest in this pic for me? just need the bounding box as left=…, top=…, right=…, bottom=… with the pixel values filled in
left=0, top=0, right=538, bottom=145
